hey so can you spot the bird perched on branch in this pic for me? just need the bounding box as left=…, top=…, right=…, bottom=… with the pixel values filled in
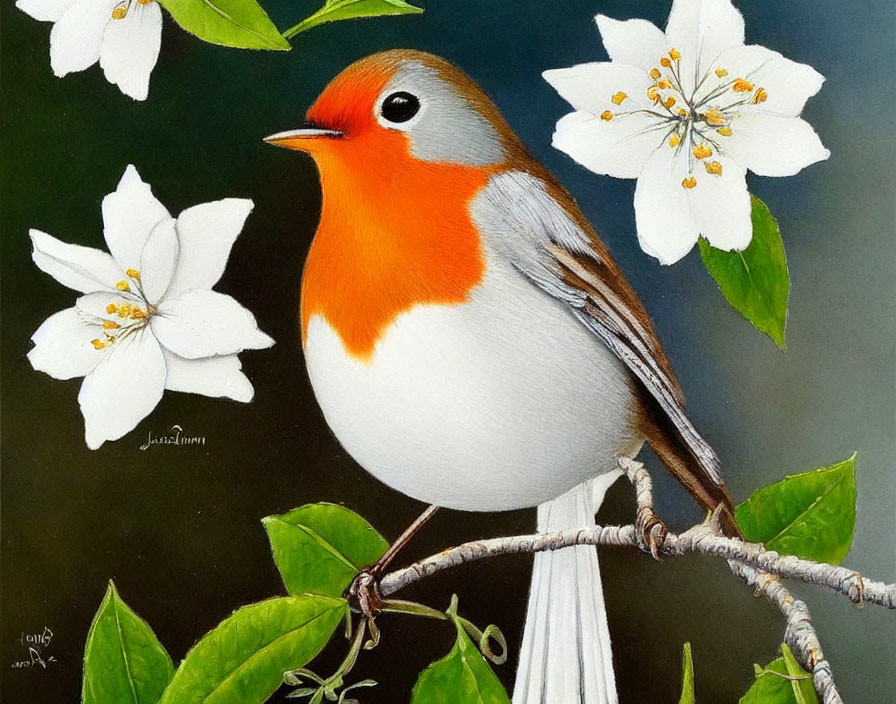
left=267, top=49, right=737, bottom=704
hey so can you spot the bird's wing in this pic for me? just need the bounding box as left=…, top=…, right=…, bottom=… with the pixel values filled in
left=474, top=170, right=725, bottom=489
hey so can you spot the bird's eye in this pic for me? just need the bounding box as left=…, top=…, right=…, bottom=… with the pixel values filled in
left=380, top=92, right=420, bottom=123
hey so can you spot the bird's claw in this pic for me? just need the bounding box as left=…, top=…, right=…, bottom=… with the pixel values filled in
left=345, top=569, right=385, bottom=619
left=636, top=508, right=668, bottom=561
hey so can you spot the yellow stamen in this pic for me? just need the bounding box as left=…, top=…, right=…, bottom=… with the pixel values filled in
left=656, top=78, right=672, bottom=90
left=600, top=110, right=614, bottom=121
left=647, top=86, right=660, bottom=103
left=137, top=0, right=153, bottom=4
left=715, top=67, right=728, bottom=78
left=678, top=108, right=687, bottom=117
left=102, top=320, right=121, bottom=330
left=717, top=126, right=733, bottom=137
left=91, top=339, right=106, bottom=350
left=115, top=280, right=130, bottom=292
left=611, top=91, right=627, bottom=105
left=131, top=307, right=148, bottom=320
left=106, top=303, right=118, bottom=314
left=668, top=134, right=681, bottom=147
left=704, top=109, right=726, bottom=126
left=118, top=304, right=132, bottom=318
left=732, top=78, right=754, bottom=93
left=693, top=142, right=712, bottom=159
left=668, top=48, right=681, bottom=60
left=111, top=5, right=127, bottom=19
left=705, top=161, right=723, bottom=176
left=660, top=57, right=672, bottom=68
left=664, top=96, right=676, bottom=109
left=106, top=337, right=117, bottom=345
left=752, top=87, right=768, bottom=104
left=681, top=176, right=697, bottom=189
left=126, top=268, right=140, bottom=279
left=649, top=68, right=661, bottom=79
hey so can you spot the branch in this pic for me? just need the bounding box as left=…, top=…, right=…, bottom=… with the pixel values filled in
left=732, top=562, right=842, bottom=704
left=379, top=520, right=895, bottom=609
left=372, top=461, right=893, bottom=704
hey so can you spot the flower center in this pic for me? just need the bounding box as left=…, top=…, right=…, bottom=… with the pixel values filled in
left=603, top=48, right=769, bottom=189
left=110, top=0, right=154, bottom=20
left=90, top=268, right=155, bottom=351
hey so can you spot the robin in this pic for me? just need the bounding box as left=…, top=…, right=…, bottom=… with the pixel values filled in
left=266, top=49, right=736, bottom=704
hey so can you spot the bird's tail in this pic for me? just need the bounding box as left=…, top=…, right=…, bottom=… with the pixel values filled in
left=512, top=471, right=621, bottom=704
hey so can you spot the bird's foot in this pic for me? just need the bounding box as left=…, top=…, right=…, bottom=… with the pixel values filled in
left=618, top=456, right=668, bottom=561
left=636, top=506, right=668, bottom=561
left=345, top=568, right=385, bottom=619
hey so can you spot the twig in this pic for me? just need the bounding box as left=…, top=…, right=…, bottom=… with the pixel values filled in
left=373, top=471, right=893, bottom=704
left=732, top=563, right=842, bottom=704
left=379, top=522, right=896, bottom=610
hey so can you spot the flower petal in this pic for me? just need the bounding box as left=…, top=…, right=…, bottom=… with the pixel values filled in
left=166, top=198, right=254, bottom=299
left=139, top=218, right=178, bottom=304
left=595, top=14, right=667, bottom=72
left=634, top=146, right=700, bottom=264
left=665, top=0, right=745, bottom=95
left=28, top=307, right=104, bottom=380
left=551, top=110, right=665, bottom=179
left=151, top=290, right=274, bottom=359
left=31, top=229, right=123, bottom=293
left=49, top=0, right=116, bottom=77
left=163, top=350, right=255, bottom=402
left=688, top=155, right=752, bottom=251
left=724, top=114, right=830, bottom=176
left=100, top=0, right=161, bottom=101
left=544, top=62, right=655, bottom=115
left=78, top=326, right=166, bottom=449
left=711, top=44, right=825, bottom=117
left=17, top=0, right=77, bottom=22
left=102, top=165, right=171, bottom=271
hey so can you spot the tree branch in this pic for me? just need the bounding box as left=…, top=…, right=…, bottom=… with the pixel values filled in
left=379, top=521, right=896, bottom=609
left=373, top=465, right=893, bottom=704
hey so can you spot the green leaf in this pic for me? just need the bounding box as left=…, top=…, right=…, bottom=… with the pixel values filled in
left=158, top=0, right=291, bottom=51
left=263, top=503, right=389, bottom=597
left=739, top=644, right=818, bottom=704
left=82, top=581, right=174, bottom=704
left=699, top=195, right=789, bottom=348
left=158, top=595, right=345, bottom=704
left=283, top=0, right=423, bottom=38
left=410, top=613, right=510, bottom=704
left=678, top=642, right=695, bottom=704
left=735, top=455, right=857, bottom=563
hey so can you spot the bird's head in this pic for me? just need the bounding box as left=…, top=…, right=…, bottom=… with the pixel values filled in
left=265, top=50, right=522, bottom=169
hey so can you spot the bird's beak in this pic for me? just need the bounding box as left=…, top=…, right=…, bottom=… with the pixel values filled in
left=264, top=126, right=343, bottom=151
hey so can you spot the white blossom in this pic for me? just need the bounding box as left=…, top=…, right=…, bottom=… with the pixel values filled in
left=17, top=0, right=163, bottom=101
left=28, top=165, right=274, bottom=449
left=544, top=0, right=829, bottom=264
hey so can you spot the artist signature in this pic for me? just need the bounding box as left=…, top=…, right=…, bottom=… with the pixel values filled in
left=140, top=424, right=207, bottom=451
left=10, top=627, right=57, bottom=670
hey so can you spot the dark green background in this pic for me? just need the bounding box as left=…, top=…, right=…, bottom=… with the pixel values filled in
left=2, top=0, right=894, bottom=701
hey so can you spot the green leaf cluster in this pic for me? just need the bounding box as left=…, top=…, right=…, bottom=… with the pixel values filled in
left=700, top=195, right=790, bottom=348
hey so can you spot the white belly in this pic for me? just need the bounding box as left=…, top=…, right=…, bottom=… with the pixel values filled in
left=303, top=260, right=641, bottom=511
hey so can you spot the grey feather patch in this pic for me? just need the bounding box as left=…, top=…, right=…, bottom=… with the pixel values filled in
left=473, top=171, right=724, bottom=486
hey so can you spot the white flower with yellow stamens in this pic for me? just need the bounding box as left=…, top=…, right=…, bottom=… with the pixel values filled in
left=543, top=0, right=829, bottom=264
left=17, top=0, right=162, bottom=100
left=28, top=165, right=274, bottom=449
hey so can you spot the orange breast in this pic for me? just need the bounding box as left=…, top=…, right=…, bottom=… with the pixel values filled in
left=301, top=132, right=492, bottom=361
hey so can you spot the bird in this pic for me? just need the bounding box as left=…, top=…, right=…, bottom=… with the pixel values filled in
left=265, top=49, right=737, bottom=704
